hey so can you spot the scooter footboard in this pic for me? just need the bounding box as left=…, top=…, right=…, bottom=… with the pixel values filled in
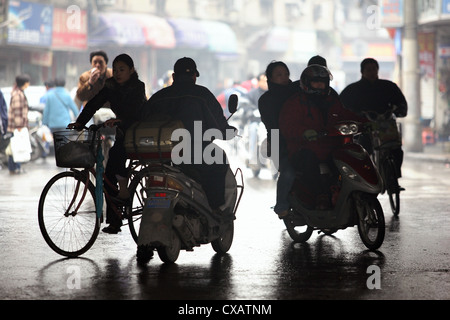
left=137, top=191, right=177, bottom=247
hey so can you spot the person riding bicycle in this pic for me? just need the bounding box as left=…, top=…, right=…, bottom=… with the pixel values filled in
left=340, top=58, right=407, bottom=179
left=68, top=54, right=147, bottom=234
left=142, top=57, right=237, bottom=215
left=279, top=65, right=365, bottom=210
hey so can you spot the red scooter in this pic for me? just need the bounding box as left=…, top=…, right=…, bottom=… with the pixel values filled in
left=283, top=121, right=385, bottom=250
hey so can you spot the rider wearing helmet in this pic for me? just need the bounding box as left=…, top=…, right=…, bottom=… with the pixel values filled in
left=279, top=65, right=364, bottom=209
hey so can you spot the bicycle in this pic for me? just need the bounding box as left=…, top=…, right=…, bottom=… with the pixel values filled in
left=38, top=124, right=147, bottom=257
left=364, top=109, right=403, bottom=216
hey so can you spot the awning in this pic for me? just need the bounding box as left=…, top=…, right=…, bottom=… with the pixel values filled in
left=89, top=12, right=146, bottom=46
left=129, top=14, right=176, bottom=49
left=263, top=26, right=291, bottom=52
left=167, top=18, right=209, bottom=49
left=291, top=29, right=317, bottom=62
left=199, top=20, right=238, bottom=54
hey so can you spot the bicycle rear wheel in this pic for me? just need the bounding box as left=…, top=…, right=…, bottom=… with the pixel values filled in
left=126, top=168, right=150, bottom=243
left=38, top=171, right=100, bottom=257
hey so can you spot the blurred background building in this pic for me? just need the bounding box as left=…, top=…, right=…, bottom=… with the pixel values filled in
left=0, top=0, right=449, bottom=142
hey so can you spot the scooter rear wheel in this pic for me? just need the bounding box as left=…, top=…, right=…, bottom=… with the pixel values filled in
left=283, top=215, right=313, bottom=243
left=357, top=196, right=385, bottom=250
left=157, top=231, right=181, bottom=263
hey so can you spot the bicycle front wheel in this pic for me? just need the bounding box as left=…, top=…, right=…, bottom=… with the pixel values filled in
left=38, top=171, right=100, bottom=257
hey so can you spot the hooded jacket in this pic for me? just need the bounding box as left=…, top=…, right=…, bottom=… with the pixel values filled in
left=76, top=73, right=146, bottom=130
left=258, top=80, right=297, bottom=158
left=280, top=91, right=363, bottom=161
left=143, top=76, right=232, bottom=149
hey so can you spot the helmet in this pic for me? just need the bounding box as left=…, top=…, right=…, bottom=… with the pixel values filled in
left=300, top=65, right=333, bottom=96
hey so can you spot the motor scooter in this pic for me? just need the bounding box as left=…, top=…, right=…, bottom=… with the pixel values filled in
left=0, top=106, right=51, bottom=167
left=130, top=94, right=244, bottom=264
left=283, top=121, right=385, bottom=250
left=233, top=96, right=277, bottom=179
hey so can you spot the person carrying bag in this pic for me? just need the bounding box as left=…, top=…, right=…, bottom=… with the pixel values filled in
left=7, top=74, right=31, bottom=174
left=7, top=128, right=32, bottom=163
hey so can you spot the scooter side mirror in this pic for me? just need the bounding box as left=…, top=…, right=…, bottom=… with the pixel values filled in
left=228, top=94, right=238, bottom=115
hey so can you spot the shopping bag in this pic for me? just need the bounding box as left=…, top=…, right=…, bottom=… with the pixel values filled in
left=10, top=128, right=32, bottom=163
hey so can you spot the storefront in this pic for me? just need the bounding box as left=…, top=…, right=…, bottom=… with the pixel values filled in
left=417, top=0, right=450, bottom=140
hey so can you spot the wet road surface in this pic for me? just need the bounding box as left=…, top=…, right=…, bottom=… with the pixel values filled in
left=0, top=154, right=449, bottom=301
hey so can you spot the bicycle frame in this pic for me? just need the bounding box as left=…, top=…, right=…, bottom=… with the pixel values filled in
left=64, top=129, right=145, bottom=222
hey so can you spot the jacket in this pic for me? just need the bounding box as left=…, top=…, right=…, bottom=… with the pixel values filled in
left=258, top=80, right=296, bottom=158
left=144, top=77, right=231, bottom=146
left=76, top=68, right=113, bottom=107
left=76, top=73, right=146, bottom=130
left=7, top=87, right=28, bottom=132
left=0, top=90, right=7, bottom=134
left=280, top=91, right=363, bottom=161
left=340, top=78, right=408, bottom=118
left=43, top=87, right=79, bottom=130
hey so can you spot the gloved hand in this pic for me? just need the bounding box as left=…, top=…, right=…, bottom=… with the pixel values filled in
left=67, top=122, right=84, bottom=131
left=303, top=129, right=319, bottom=141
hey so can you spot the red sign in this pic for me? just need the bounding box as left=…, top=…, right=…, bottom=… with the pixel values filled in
left=418, top=32, right=435, bottom=78
left=52, top=7, right=87, bottom=50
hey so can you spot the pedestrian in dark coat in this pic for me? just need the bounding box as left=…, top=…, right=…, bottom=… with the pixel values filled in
left=258, top=61, right=297, bottom=218
left=143, top=57, right=236, bottom=212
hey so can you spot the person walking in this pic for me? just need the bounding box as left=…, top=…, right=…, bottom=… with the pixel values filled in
left=43, top=77, right=79, bottom=134
left=76, top=50, right=113, bottom=109
left=6, top=74, right=31, bottom=174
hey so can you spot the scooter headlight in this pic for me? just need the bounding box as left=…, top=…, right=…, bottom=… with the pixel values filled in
left=336, top=123, right=359, bottom=136
left=341, top=165, right=360, bottom=181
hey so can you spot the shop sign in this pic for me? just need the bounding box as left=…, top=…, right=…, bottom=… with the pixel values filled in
left=439, top=45, right=450, bottom=57
left=52, top=7, right=87, bottom=50
left=443, top=0, right=450, bottom=15
left=419, top=32, right=436, bottom=78
left=7, top=1, right=53, bottom=47
left=30, top=50, right=53, bottom=67
left=378, top=0, right=404, bottom=28
left=0, top=0, right=7, bottom=43
left=418, top=0, right=441, bottom=24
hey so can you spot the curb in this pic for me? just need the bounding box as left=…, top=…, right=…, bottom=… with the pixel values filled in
left=405, top=152, right=450, bottom=164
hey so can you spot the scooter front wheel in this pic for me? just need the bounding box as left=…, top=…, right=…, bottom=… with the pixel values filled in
left=357, top=196, right=385, bottom=250
left=283, top=215, right=313, bottom=243
left=212, top=221, right=234, bottom=254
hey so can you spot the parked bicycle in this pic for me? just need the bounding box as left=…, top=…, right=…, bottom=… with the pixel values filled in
left=38, top=123, right=147, bottom=257
left=363, top=107, right=403, bottom=216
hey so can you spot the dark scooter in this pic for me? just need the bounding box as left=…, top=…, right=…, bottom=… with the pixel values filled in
left=130, top=95, right=244, bottom=263
left=283, top=121, right=385, bottom=250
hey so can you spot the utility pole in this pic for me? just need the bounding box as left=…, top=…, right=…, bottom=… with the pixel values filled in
left=402, top=1, right=423, bottom=152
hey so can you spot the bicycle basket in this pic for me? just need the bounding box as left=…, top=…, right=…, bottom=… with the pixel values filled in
left=53, top=130, right=97, bottom=168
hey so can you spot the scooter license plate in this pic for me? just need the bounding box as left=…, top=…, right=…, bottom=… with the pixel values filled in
left=146, top=197, right=171, bottom=209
